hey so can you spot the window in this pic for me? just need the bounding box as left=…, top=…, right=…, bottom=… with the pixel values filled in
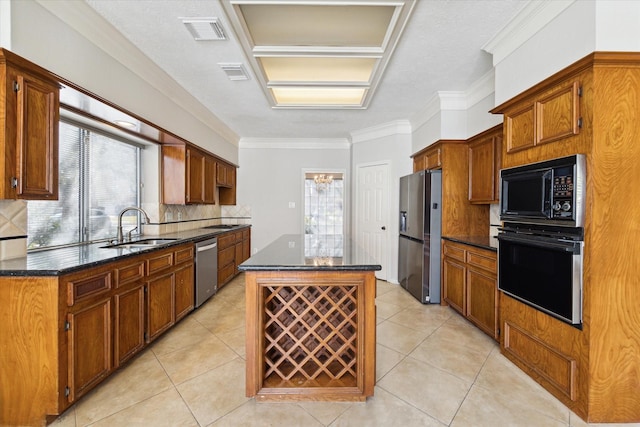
left=27, top=119, right=142, bottom=249
left=304, top=172, right=344, bottom=258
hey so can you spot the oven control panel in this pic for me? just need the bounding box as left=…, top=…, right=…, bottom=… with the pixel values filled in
left=552, top=173, right=574, bottom=219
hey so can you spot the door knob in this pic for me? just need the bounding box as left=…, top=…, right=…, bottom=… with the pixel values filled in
left=381, top=226, right=386, bottom=230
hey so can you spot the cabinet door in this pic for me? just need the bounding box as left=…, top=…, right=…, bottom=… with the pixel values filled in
left=146, top=273, right=175, bottom=342
left=114, top=283, right=145, bottom=367
left=469, top=132, right=501, bottom=204
left=242, top=230, right=251, bottom=263
left=15, top=73, right=59, bottom=199
left=443, top=257, right=465, bottom=314
left=67, top=298, right=112, bottom=402
left=505, top=103, right=535, bottom=153
left=425, top=148, right=442, bottom=170
left=174, top=263, right=194, bottom=321
left=536, top=81, right=581, bottom=145
left=186, top=147, right=204, bottom=203
left=466, top=267, right=498, bottom=339
left=203, top=155, right=216, bottom=204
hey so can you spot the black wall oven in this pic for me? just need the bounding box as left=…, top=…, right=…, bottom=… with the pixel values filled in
left=498, top=154, right=586, bottom=326
left=497, top=223, right=583, bottom=325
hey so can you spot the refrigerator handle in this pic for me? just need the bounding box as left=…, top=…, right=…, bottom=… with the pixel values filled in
left=400, top=211, right=407, bottom=232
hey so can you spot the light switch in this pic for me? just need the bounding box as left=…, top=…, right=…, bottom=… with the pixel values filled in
left=288, top=202, right=295, bottom=208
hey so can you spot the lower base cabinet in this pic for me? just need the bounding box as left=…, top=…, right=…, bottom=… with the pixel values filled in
left=442, top=239, right=498, bottom=340
left=0, top=242, right=195, bottom=426
left=147, top=272, right=175, bottom=341
left=114, top=283, right=145, bottom=367
left=217, top=227, right=251, bottom=289
left=67, top=298, right=112, bottom=402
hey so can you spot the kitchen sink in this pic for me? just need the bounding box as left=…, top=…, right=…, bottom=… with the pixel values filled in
left=102, top=238, right=178, bottom=249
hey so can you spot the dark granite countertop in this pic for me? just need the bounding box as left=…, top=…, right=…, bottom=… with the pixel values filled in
left=442, top=235, right=498, bottom=251
left=0, top=225, right=250, bottom=277
left=238, top=234, right=381, bottom=272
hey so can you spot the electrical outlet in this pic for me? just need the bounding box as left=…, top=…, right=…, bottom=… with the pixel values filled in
left=288, top=202, right=295, bottom=208
left=166, top=212, right=173, bottom=221
left=177, top=212, right=182, bottom=220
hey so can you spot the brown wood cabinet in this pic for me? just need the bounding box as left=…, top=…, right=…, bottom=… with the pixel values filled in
left=500, top=79, right=581, bottom=155
left=0, top=48, right=59, bottom=200
left=412, top=140, right=489, bottom=236
left=161, top=142, right=217, bottom=205
left=161, top=134, right=237, bottom=206
left=218, top=161, right=237, bottom=205
left=114, top=259, right=145, bottom=368
left=442, top=239, right=498, bottom=340
left=468, top=124, right=502, bottom=204
left=491, top=52, right=640, bottom=423
left=0, top=242, right=195, bottom=426
left=217, top=227, right=251, bottom=288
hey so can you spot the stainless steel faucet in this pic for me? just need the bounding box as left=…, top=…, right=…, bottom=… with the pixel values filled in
left=117, top=207, right=150, bottom=243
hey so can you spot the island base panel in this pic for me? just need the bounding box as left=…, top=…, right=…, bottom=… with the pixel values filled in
left=245, top=270, right=376, bottom=401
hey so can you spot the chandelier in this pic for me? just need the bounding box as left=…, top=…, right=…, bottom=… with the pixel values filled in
left=314, top=174, right=333, bottom=190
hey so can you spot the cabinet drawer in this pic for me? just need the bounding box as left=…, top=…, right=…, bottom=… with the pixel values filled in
left=219, top=245, right=235, bottom=267
left=242, top=228, right=250, bottom=240
left=218, top=233, right=236, bottom=249
left=116, top=261, right=145, bottom=287
left=67, top=271, right=112, bottom=306
left=234, top=231, right=244, bottom=243
left=466, top=250, right=496, bottom=274
left=147, top=252, right=174, bottom=275
left=443, top=243, right=465, bottom=262
left=174, top=245, right=194, bottom=264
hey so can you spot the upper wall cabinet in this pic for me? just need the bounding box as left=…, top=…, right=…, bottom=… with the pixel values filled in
left=161, top=133, right=237, bottom=205
left=0, top=49, right=59, bottom=200
left=412, top=140, right=489, bottom=236
left=161, top=136, right=216, bottom=205
left=468, top=124, right=502, bottom=204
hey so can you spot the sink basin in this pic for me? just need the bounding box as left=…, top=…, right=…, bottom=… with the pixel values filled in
left=102, top=238, right=178, bottom=249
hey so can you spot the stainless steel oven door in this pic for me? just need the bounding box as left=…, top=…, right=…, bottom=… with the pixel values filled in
left=497, top=228, right=583, bottom=325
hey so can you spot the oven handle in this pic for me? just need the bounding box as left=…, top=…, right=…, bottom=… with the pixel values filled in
left=497, top=233, right=581, bottom=254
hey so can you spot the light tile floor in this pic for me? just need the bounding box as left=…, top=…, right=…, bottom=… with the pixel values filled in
left=50, top=275, right=637, bottom=427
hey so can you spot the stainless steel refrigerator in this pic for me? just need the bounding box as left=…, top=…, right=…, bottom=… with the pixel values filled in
left=398, top=170, right=442, bottom=303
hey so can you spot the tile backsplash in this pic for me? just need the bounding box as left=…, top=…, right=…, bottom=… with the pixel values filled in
left=0, top=200, right=27, bottom=259
left=142, top=203, right=252, bottom=235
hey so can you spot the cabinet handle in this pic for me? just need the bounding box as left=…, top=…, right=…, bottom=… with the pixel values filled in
left=13, top=81, right=20, bottom=92
left=10, top=177, right=17, bottom=188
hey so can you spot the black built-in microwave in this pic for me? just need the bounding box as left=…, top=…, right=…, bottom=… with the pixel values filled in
left=500, top=154, right=586, bottom=227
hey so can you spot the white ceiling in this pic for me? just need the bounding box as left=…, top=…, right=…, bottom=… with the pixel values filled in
left=83, top=0, right=527, bottom=141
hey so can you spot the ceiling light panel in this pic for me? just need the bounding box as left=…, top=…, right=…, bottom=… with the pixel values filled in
left=239, top=4, right=394, bottom=47
left=259, top=57, right=377, bottom=82
left=271, top=87, right=366, bottom=106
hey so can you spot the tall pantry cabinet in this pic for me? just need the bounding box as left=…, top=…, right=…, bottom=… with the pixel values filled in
left=491, top=52, right=640, bottom=423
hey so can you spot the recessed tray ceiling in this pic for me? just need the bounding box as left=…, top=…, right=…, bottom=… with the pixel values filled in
left=221, top=0, right=415, bottom=109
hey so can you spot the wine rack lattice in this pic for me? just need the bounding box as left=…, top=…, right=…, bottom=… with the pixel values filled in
left=263, top=285, right=358, bottom=388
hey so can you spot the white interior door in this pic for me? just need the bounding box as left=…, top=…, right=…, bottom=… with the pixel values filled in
left=355, top=162, right=389, bottom=280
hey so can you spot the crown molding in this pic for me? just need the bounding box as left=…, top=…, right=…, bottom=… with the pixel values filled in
left=350, top=120, right=412, bottom=144
left=34, top=0, right=240, bottom=145
left=239, top=138, right=350, bottom=150
left=465, top=68, right=495, bottom=107
left=482, top=0, right=576, bottom=66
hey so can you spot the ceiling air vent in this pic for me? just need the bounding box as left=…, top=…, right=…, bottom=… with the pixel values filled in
left=181, top=17, right=226, bottom=41
left=219, top=63, right=250, bottom=81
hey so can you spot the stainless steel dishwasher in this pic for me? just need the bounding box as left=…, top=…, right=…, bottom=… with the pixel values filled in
left=195, top=237, right=218, bottom=307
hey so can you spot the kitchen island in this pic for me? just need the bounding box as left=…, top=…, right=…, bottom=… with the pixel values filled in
left=238, top=234, right=380, bottom=402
